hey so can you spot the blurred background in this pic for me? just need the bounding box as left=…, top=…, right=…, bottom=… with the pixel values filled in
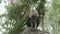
left=0, top=0, right=60, bottom=34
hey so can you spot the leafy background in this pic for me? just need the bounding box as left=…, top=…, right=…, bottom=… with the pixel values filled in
left=0, top=0, right=60, bottom=34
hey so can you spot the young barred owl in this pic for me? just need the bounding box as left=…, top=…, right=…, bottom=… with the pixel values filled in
left=26, top=7, right=40, bottom=29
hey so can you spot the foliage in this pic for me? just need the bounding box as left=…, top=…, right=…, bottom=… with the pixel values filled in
left=1, top=0, right=60, bottom=34
left=5, top=0, right=46, bottom=34
left=52, top=0, right=60, bottom=34
left=6, top=1, right=29, bottom=34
